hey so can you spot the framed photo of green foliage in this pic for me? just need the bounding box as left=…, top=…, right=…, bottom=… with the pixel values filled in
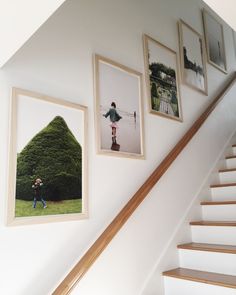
left=7, top=88, right=88, bottom=225
left=143, top=34, right=183, bottom=121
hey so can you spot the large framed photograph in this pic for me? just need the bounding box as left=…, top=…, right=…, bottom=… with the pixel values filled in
left=143, top=34, right=182, bottom=122
left=203, top=8, right=227, bottom=73
left=94, top=54, right=145, bottom=159
left=7, top=88, right=88, bottom=225
left=178, top=19, right=208, bottom=95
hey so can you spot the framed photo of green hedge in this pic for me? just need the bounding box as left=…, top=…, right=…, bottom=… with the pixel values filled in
left=143, top=34, right=183, bottom=121
left=7, top=88, right=88, bottom=225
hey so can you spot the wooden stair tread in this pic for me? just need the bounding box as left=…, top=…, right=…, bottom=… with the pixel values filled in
left=211, top=183, right=236, bottom=188
left=201, top=201, right=236, bottom=205
left=232, top=144, right=236, bottom=147
left=178, top=242, right=236, bottom=254
left=226, top=156, right=236, bottom=159
left=190, top=220, right=236, bottom=226
left=163, top=268, right=236, bottom=289
left=219, top=168, right=236, bottom=173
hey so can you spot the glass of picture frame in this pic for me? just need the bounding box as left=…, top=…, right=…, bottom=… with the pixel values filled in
left=203, top=8, right=227, bottom=74
left=143, top=34, right=183, bottom=122
left=7, top=88, right=88, bottom=225
left=178, top=19, right=208, bottom=95
left=94, top=54, right=145, bottom=159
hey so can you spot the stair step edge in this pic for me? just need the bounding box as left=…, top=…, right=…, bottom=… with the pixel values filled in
left=177, top=243, right=236, bottom=254
left=163, top=267, right=236, bottom=289
left=190, top=221, right=236, bottom=226
left=219, top=168, right=236, bottom=173
left=211, top=183, right=236, bottom=188
left=201, top=201, right=236, bottom=205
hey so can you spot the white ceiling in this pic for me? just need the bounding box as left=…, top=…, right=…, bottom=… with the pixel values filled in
left=0, top=0, right=66, bottom=67
left=203, top=0, right=236, bottom=30
left=0, top=0, right=234, bottom=68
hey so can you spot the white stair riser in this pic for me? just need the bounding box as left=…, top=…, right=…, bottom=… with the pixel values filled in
left=219, top=171, right=236, bottom=184
left=164, top=277, right=236, bottom=295
left=179, top=249, right=236, bottom=276
left=211, top=186, right=236, bottom=201
left=226, top=158, right=236, bottom=169
left=202, top=205, right=236, bottom=221
left=191, top=226, right=236, bottom=245
left=232, top=147, right=236, bottom=155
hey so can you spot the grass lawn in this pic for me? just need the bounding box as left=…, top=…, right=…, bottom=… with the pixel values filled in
left=15, top=199, right=82, bottom=217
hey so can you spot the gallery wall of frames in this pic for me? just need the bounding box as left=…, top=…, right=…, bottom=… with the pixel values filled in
left=0, top=1, right=236, bottom=295
left=5, top=8, right=232, bottom=226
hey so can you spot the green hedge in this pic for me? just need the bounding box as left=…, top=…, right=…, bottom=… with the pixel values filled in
left=16, top=116, right=82, bottom=201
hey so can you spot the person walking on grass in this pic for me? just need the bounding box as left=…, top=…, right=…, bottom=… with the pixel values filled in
left=103, top=102, right=122, bottom=143
left=32, top=178, right=47, bottom=209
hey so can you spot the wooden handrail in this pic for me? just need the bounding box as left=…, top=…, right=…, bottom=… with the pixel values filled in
left=53, top=73, right=236, bottom=295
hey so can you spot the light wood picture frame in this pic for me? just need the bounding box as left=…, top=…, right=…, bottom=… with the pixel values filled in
left=7, top=88, right=88, bottom=226
left=94, top=54, right=145, bottom=159
left=143, top=34, right=183, bottom=122
left=203, top=8, right=227, bottom=74
left=178, top=19, right=208, bottom=95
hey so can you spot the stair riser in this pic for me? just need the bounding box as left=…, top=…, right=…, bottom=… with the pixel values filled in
left=219, top=171, right=236, bottom=184
left=232, top=147, right=236, bottom=155
left=179, top=249, right=236, bottom=276
left=211, top=186, right=236, bottom=201
left=202, top=205, right=236, bottom=221
left=191, top=226, right=236, bottom=245
left=226, top=158, right=236, bottom=169
left=164, top=277, right=236, bottom=295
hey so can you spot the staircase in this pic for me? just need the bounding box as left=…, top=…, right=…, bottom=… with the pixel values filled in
left=163, top=142, right=236, bottom=294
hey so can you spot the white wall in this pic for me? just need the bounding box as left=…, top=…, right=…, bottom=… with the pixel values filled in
left=0, top=0, right=67, bottom=67
left=203, top=0, right=236, bottom=31
left=0, top=0, right=235, bottom=295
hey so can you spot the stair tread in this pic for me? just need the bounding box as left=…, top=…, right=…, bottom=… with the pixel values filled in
left=226, top=156, right=236, bottom=159
left=163, top=267, right=236, bottom=288
left=219, top=168, right=236, bottom=173
left=190, top=220, right=236, bottom=226
left=211, top=183, right=236, bottom=188
left=201, top=201, right=236, bottom=205
left=178, top=242, right=236, bottom=253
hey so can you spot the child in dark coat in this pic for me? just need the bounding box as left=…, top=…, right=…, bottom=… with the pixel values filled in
left=32, top=178, right=47, bottom=209
left=103, top=102, right=122, bottom=142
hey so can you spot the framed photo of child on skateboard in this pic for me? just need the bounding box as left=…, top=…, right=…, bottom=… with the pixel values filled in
left=7, top=88, right=88, bottom=226
left=94, top=54, right=145, bottom=159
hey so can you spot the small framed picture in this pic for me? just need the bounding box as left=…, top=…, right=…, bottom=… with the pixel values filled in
left=143, top=34, right=183, bottom=122
left=7, top=88, right=88, bottom=226
left=178, top=19, right=208, bottom=95
left=203, top=8, right=227, bottom=73
left=94, top=54, right=145, bottom=159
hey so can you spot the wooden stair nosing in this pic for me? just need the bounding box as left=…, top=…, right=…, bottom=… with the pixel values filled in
left=177, top=242, right=236, bottom=254
left=201, top=201, right=236, bottom=205
left=163, top=268, right=236, bottom=289
left=190, top=220, right=236, bottom=226
left=210, top=183, right=236, bottom=188
left=226, top=156, right=236, bottom=160
left=219, top=168, right=236, bottom=173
